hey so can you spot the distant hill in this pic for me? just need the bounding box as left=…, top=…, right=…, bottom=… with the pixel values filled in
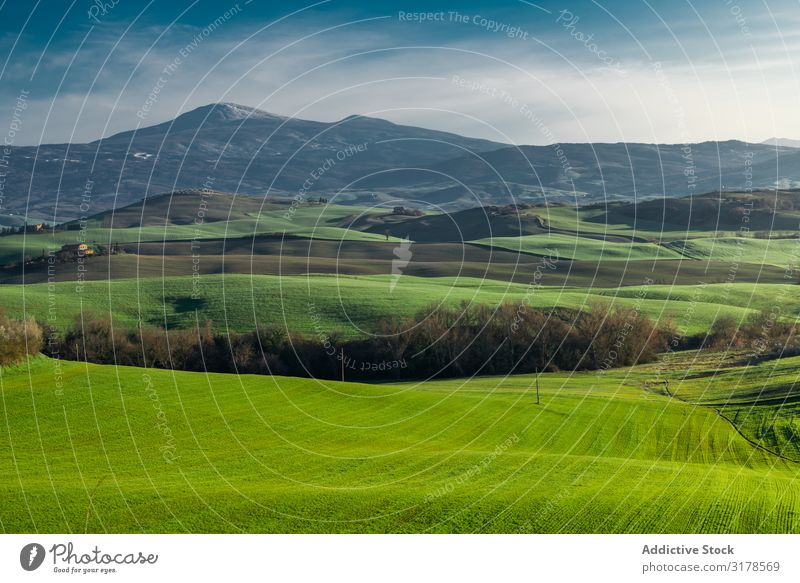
left=84, top=189, right=289, bottom=229
left=355, top=205, right=548, bottom=242
left=761, top=137, right=800, bottom=148
left=363, top=141, right=800, bottom=205
left=78, top=190, right=547, bottom=244
left=592, top=189, right=800, bottom=233
left=6, top=102, right=800, bottom=223
left=64, top=187, right=800, bottom=248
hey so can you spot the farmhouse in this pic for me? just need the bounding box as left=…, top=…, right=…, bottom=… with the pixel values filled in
left=57, top=243, right=95, bottom=260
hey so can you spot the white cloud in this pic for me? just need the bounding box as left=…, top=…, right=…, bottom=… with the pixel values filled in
left=5, top=6, right=800, bottom=146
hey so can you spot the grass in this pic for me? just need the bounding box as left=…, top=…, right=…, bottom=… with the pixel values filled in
left=669, top=353, right=800, bottom=461
left=665, top=236, right=800, bottom=267
left=593, top=282, right=800, bottom=321
left=0, top=275, right=776, bottom=335
left=2, top=354, right=800, bottom=533
left=472, top=232, right=684, bottom=261
left=0, top=204, right=399, bottom=265
left=4, top=191, right=799, bottom=533
left=539, top=193, right=800, bottom=241
left=537, top=205, right=736, bottom=241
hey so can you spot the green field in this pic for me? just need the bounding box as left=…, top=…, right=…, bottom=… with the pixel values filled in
left=0, top=203, right=400, bottom=265
left=538, top=192, right=800, bottom=241
left=672, top=355, right=800, bottom=461
left=0, top=274, right=777, bottom=335
left=0, top=222, right=396, bottom=264
left=4, top=190, right=800, bottom=534
left=535, top=205, right=735, bottom=241
left=473, top=232, right=684, bottom=261
left=665, top=236, right=800, bottom=267
left=2, top=354, right=799, bottom=533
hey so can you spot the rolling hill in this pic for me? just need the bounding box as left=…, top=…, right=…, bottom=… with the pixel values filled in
left=472, top=232, right=684, bottom=261
left=5, top=190, right=799, bottom=293
left=2, top=354, right=799, bottom=533
left=0, top=274, right=786, bottom=335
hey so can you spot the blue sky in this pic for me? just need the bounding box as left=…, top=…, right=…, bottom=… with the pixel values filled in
left=1, top=0, right=799, bottom=145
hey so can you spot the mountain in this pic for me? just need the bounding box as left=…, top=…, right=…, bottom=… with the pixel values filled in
left=761, top=137, right=800, bottom=148
left=4, top=102, right=800, bottom=224
left=2, top=103, right=505, bottom=223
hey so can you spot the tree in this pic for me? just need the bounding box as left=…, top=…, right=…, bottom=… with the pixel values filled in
left=708, top=316, right=739, bottom=350
left=0, top=312, right=43, bottom=366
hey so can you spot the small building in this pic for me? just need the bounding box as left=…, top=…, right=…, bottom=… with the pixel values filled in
left=57, top=243, right=95, bottom=260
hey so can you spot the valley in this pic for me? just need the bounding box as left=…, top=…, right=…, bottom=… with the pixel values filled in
left=3, top=108, right=800, bottom=536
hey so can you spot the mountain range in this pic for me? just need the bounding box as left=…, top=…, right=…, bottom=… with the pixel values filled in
left=4, top=102, right=800, bottom=224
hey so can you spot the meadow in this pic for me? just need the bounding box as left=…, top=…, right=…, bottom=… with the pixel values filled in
left=671, top=355, right=800, bottom=461
left=664, top=236, right=800, bottom=267
left=3, top=190, right=800, bottom=534
left=531, top=205, right=735, bottom=241
left=0, top=197, right=405, bottom=263
left=0, top=274, right=778, bottom=335
left=0, top=217, right=397, bottom=265
left=2, top=354, right=799, bottom=533
left=472, top=232, right=683, bottom=261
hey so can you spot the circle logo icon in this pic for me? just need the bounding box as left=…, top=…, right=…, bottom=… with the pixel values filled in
left=20, top=543, right=46, bottom=571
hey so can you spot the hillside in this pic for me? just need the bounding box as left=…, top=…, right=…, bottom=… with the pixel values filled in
left=357, top=205, right=547, bottom=242
left=2, top=354, right=799, bottom=533
left=0, top=192, right=400, bottom=266
left=86, top=189, right=281, bottom=228
left=1, top=103, right=505, bottom=223
left=0, top=275, right=789, bottom=335
left=6, top=103, right=800, bottom=225
left=362, top=141, right=800, bottom=203
left=472, top=232, right=683, bottom=261
left=592, top=189, right=800, bottom=233
left=5, top=189, right=800, bottom=292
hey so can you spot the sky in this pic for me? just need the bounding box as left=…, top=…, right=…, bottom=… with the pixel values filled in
left=1, top=0, right=799, bottom=146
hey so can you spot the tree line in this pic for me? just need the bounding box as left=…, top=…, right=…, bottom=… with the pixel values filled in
left=4, top=303, right=795, bottom=377
left=706, top=309, right=800, bottom=362
left=38, top=302, right=670, bottom=380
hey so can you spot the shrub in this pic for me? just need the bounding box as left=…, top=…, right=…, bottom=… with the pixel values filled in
left=0, top=311, right=43, bottom=366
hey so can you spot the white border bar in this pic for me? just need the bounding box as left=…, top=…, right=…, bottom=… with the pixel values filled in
left=1, top=534, right=797, bottom=582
